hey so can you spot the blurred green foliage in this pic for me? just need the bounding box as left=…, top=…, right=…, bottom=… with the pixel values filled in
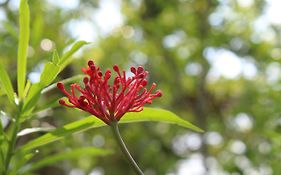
left=0, top=0, right=280, bottom=174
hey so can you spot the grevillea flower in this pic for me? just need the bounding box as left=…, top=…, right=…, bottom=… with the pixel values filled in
left=57, top=60, right=162, bottom=125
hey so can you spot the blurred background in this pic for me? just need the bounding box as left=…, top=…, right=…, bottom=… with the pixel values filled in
left=0, top=0, right=281, bottom=174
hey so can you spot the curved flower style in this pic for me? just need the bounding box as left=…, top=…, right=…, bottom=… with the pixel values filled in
left=57, top=60, right=162, bottom=125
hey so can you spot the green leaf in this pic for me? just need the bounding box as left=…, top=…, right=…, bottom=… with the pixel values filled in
left=22, top=62, right=67, bottom=114
left=22, top=41, right=88, bottom=115
left=18, top=117, right=97, bottom=152
left=17, top=127, right=55, bottom=137
left=18, top=108, right=202, bottom=152
left=23, top=80, right=31, bottom=98
left=22, top=83, right=42, bottom=116
left=17, top=0, right=30, bottom=99
left=22, top=148, right=112, bottom=173
left=22, top=62, right=60, bottom=115
left=10, top=153, right=35, bottom=175
left=58, top=40, right=88, bottom=66
left=21, top=74, right=82, bottom=118
left=52, top=49, right=60, bottom=65
left=39, top=62, right=60, bottom=86
left=0, top=62, right=15, bottom=104
left=0, top=86, right=5, bottom=96
left=121, top=108, right=203, bottom=131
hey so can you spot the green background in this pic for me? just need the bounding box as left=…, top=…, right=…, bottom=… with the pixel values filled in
left=0, top=0, right=280, bottom=174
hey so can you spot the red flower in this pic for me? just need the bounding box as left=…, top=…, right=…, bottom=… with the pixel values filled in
left=57, top=60, right=162, bottom=125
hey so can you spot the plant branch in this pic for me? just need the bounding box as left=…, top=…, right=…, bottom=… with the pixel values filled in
left=110, top=121, right=144, bottom=175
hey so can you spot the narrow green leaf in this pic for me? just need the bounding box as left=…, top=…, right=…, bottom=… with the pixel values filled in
left=0, top=62, right=15, bottom=104
left=22, top=74, right=83, bottom=118
left=58, top=40, right=88, bottom=66
left=23, top=80, right=31, bottom=98
left=21, top=41, right=87, bottom=115
left=22, top=148, right=112, bottom=173
left=22, top=83, right=42, bottom=115
left=17, top=127, right=55, bottom=137
left=22, top=62, right=60, bottom=115
left=39, top=62, right=60, bottom=86
left=10, top=153, right=35, bottom=175
left=18, top=108, right=202, bottom=152
left=121, top=108, right=203, bottom=132
left=18, top=117, right=98, bottom=152
left=52, top=49, right=60, bottom=65
left=17, top=0, right=30, bottom=99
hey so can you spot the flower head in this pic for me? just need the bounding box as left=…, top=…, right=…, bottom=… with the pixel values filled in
left=57, top=60, right=162, bottom=125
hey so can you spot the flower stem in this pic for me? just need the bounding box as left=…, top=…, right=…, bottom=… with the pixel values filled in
left=110, top=121, right=144, bottom=175
left=4, top=112, right=21, bottom=175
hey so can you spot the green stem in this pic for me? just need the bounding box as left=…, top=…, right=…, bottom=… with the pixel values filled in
left=3, top=112, right=21, bottom=175
left=110, top=121, right=144, bottom=175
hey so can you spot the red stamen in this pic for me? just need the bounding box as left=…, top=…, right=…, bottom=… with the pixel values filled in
left=130, top=67, right=136, bottom=74
left=137, top=66, right=144, bottom=74
left=57, top=60, right=162, bottom=125
left=57, top=82, right=64, bottom=90
left=113, top=65, right=119, bottom=72
left=59, top=99, right=66, bottom=105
